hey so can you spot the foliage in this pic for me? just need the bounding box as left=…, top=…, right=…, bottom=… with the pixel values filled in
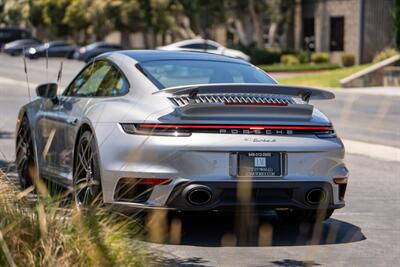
left=259, top=63, right=339, bottom=72
left=341, top=53, right=355, bottom=67
left=372, top=48, right=399, bottom=63
left=310, top=52, right=330, bottom=64
left=39, top=0, right=72, bottom=37
left=0, top=176, right=147, bottom=267
left=0, top=0, right=29, bottom=25
left=280, top=54, right=300, bottom=65
left=394, top=0, right=400, bottom=49
left=297, top=50, right=310, bottom=64
left=0, top=0, right=297, bottom=49
left=278, top=64, right=369, bottom=87
left=250, top=48, right=281, bottom=65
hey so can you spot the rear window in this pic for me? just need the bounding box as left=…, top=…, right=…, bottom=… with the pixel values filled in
left=137, top=60, right=276, bottom=89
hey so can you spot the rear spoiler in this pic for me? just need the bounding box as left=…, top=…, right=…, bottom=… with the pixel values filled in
left=153, top=83, right=335, bottom=102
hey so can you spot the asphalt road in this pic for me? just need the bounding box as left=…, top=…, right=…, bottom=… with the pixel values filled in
left=0, top=54, right=399, bottom=267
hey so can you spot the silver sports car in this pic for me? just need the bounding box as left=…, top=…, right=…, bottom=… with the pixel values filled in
left=16, top=50, right=349, bottom=223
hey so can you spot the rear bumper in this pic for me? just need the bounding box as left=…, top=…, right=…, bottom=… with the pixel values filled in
left=95, top=123, right=348, bottom=210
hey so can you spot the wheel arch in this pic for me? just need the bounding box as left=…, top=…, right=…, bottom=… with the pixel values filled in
left=72, top=122, right=102, bottom=180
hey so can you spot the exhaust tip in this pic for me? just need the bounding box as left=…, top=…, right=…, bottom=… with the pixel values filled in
left=306, top=188, right=327, bottom=205
left=186, top=186, right=212, bottom=206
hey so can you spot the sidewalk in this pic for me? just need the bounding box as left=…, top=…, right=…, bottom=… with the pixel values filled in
left=335, top=87, right=400, bottom=96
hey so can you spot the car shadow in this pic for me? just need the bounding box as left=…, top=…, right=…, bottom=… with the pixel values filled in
left=165, top=211, right=366, bottom=247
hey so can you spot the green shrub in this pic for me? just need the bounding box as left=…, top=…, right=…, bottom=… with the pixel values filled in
left=341, top=53, right=356, bottom=67
left=280, top=54, right=300, bottom=65
left=311, top=52, right=330, bottom=64
left=259, top=63, right=339, bottom=72
left=297, top=50, right=310, bottom=64
left=250, top=48, right=281, bottom=65
left=372, top=48, right=399, bottom=63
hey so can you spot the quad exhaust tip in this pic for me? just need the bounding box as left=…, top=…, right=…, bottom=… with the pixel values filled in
left=186, top=185, right=213, bottom=206
left=306, top=188, right=327, bottom=205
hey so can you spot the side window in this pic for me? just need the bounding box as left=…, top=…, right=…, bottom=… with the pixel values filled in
left=181, top=43, right=204, bottom=49
left=96, top=65, right=129, bottom=96
left=64, top=61, right=129, bottom=97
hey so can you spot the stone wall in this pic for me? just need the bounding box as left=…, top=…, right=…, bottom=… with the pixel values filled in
left=314, top=0, right=359, bottom=64
left=362, top=0, right=395, bottom=63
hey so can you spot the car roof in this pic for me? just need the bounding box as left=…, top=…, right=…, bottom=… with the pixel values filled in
left=6, top=39, right=38, bottom=45
left=119, top=50, right=248, bottom=64
left=165, top=39, right=221, bottom=47
left=87, top=42, right=121, bottom=49
left=48, top=40, right=69, bottom=45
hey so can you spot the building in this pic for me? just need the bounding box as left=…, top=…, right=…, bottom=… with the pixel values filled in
left=294, top=0, right=395, bottom=64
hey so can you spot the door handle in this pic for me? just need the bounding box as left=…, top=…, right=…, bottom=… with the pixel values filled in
left=67, top=118, right=78, bottom=126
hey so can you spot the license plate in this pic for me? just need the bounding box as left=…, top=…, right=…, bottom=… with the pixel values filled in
left=237, top=152, right=283, bottom=177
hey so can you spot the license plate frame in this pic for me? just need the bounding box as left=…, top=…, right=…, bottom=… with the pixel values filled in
left=237, top=152, right=283, bottom=178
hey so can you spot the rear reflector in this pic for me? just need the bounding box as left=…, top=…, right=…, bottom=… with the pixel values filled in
left=119, top=178, right=172, bottom=185
left=333, top=177, right=348, bottom=184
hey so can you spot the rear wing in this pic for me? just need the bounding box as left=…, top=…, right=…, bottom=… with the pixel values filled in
left=153, top=83, right=335, bottom=102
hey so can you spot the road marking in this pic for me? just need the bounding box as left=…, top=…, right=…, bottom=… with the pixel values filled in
left=343, top=139, right=400, bottom=162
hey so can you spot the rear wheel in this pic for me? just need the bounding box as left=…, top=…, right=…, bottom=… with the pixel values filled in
left=276, top=209, right=334, bottom=224
left=73, top=130, right=102, bottom=207
left=16, top=116, right=35, bottom=189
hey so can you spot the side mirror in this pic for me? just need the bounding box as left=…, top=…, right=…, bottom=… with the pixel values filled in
left=36, top=83, right=58, bottom=99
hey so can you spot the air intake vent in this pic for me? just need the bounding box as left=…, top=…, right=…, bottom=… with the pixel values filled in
left=169, top=93, right=303, bottom=107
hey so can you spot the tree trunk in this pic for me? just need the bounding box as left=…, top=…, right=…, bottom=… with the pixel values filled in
left=267, top=22, right=277, bottom=48
left=120, top=30, right=131, bottom=48
left=233, top=19, right=250, bottom=47
left=143, top=31, right=150, bottom=49
left=248, top=0, right=264, bottom=49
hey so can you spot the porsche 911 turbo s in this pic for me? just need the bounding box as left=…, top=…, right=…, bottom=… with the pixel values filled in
left=15, top=50, right=349, bottom=223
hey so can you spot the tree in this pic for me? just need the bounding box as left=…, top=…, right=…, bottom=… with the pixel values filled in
left=63, top=0, right=91, bottom=43
left=105, top=0, right=144, bottom=47
left=1, top=0, right=29, bottom=26
left=148, top=0, right=181, bottom=46
left=394, top=0, right=400, bottom=49
left=39, top=0, right=71, bottom=38
left=179, top=0, right=226, bottom=39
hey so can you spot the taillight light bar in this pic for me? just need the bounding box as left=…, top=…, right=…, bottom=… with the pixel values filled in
left=121, top=123, right=336, bottom=138
left=136, top=124, right=333, bottom=131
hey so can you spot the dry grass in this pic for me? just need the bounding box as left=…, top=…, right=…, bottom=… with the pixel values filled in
left=0, top=173, right=147, bottom=267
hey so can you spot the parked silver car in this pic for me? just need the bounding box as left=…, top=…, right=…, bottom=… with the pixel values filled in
left=16, top=50, right=348, bottom=223
left=157, top=39, right=251, bottom=62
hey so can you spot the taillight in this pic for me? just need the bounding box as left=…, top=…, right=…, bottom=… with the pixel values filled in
left=120, top=123, right=336, bottom=137
left=120, top=123, right=191, bottom=136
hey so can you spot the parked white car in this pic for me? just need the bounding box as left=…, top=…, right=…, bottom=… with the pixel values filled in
left=157, top=39, right=251, bottom=62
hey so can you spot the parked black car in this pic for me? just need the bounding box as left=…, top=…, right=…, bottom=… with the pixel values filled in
left=24, top=41, right=78, bottom=59
left=73, top=42, right=124, bottom=62
left=3, top=39, right=41, bottom=56
left=0, top=27, right=31, bottom=48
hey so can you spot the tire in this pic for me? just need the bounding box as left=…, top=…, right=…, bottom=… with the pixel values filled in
left=73, top=130, right=102, bottom=207
left=276, top=209, right=334, bottom=224
left=16, top=116, right=35, bottom=189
